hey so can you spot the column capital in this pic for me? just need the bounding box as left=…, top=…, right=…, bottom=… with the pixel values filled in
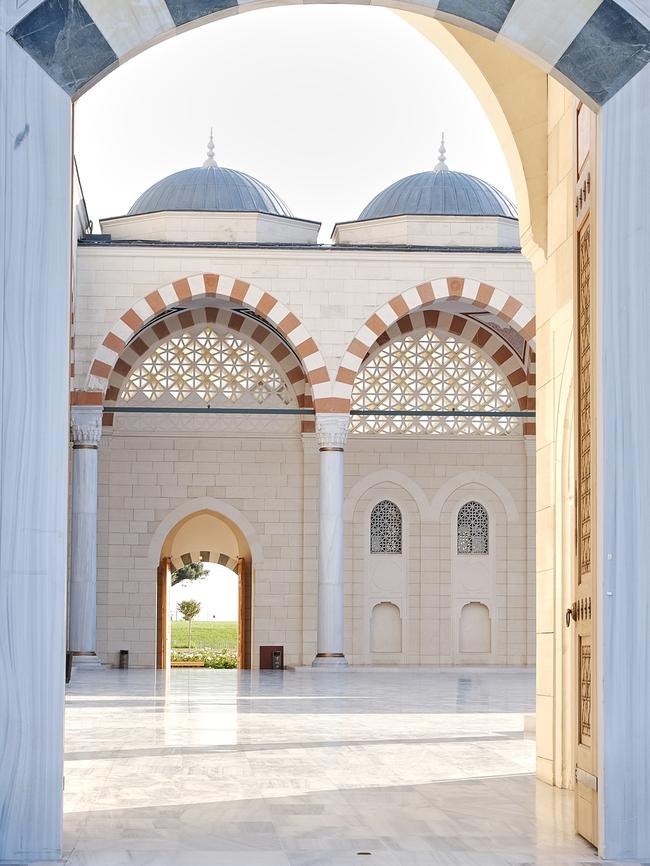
left=71, top=405, right=103, bottom=448
left=316, top=413, right=350, bottom=450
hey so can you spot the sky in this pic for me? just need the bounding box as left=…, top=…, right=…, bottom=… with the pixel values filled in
left=170, top=563, right=239, bottom=621
left=74, top=5, right=515, bottom=241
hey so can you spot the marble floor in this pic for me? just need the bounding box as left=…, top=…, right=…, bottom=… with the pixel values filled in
left=62, top=667, right=603, bottom=866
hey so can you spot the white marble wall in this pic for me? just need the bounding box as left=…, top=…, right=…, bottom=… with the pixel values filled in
left=0, top=25, right=71, bottom=863
left=599, top=61, right=650, bottom=862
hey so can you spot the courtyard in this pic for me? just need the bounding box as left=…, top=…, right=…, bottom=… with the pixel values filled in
left=63, top=668, right=597, bottom=866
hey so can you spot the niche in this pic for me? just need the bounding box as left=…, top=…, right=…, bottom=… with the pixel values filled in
left=370, top=602, right=402, bottom=653
left=459, top=602, right=491, bottom=654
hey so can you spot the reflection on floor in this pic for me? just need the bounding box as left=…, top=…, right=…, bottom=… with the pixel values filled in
left=63, top=667, right=600, bottom=865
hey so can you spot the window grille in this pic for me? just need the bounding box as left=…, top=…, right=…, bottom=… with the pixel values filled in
left=120, top=328, right=291, bottom=406
left=457, top=501, right=489, bottom=555
left=350, top=330, right=515, bottom=435
left=370, top=500, right=402, bottom=554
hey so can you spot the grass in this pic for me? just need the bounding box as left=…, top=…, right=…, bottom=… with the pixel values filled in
left=171, top=620, right=238, bottom=651
left=170, top=648, right=238, bottom=669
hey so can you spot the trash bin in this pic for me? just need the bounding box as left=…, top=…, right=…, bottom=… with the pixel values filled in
left=65, top=652, right=73, bottom=684
left=260, top=645, right=284, bottom=670
left=119, top=649, right=129, bottom=669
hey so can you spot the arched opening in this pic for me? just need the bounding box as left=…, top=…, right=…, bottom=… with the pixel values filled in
left=157, top=509, right=253, bottom=670
left=459, top=601, right=491, bottom=654
left=7, top=0, right=650, bottom=859
left=370, top=602, right=402, bottom=654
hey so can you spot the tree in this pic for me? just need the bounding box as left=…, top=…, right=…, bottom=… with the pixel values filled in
left=171, top=561, right=208, bottom=587
left=177, top=599, right=201, bottom=648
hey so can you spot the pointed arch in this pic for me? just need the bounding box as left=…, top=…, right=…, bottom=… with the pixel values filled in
left=334, top=276, right=535, bottom=417
left=87, top=273, right=331, bottom=410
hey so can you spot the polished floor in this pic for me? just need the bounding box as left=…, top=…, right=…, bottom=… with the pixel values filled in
left=63, top=667, right=602, bottom=865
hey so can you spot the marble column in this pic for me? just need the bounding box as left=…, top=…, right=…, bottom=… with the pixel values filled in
left=313, top=413, right=349, bottom=666
left=0, top=17, right=72, bottom=864
left=69, top=407, right=102, bottom=666
left=599, top=61, right=650, bottom=862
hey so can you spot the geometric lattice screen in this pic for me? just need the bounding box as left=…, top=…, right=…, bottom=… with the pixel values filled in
left=120, top=328, right=291, bottom=406
left=457, top=500, right=489, bottom=555
left=351, top=330, right=516, bottom=435
left=370, top=500, right=403, bottom=554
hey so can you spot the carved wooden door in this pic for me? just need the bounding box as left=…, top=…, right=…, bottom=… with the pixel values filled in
left=573, top=102, right=598, bottom=846
left=237, top=557, right=245, bottom=669
left=156, top=557, right=170, bottom=669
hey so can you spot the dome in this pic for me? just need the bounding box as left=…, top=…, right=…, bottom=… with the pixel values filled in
left=128, top=133, right=292, bottom=218
left=358, top=137, right=517, bottom=222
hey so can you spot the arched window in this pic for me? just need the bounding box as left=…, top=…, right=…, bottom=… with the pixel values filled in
left=370, top=500, right=402, bottom=554
left=350, top=330, right=516, bottom=435
left=120, top=327, right=291, bottom=407
left=457, top=501, right=489, bottom=555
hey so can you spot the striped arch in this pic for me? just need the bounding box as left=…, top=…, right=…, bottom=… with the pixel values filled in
left=102, top=306, right=313, bottom=431
left=170, top=550, right=239, bottom=573
left=335, top=277, right=536, bottom=432
left=88, top=273, right=329, bottom=411
left=10, top=0, right=650, bottom=106
left=362, top=309, right=531, bottom=415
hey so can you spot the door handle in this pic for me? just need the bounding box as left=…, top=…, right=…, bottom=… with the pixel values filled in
left=566, top=603, right=577, bottom=627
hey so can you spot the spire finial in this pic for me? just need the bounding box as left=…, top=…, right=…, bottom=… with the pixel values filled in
left=434, top=132, right=448, bottom=172
left=203, top=128, right=217, bottom=167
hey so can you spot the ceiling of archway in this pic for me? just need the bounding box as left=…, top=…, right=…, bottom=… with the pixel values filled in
left=10, top=0, right=650, bottom=104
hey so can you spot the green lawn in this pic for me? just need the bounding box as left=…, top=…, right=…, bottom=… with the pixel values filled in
left=171, top=620, right=238, bottom=651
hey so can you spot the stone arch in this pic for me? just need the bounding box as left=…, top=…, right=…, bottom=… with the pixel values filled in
left=344, top=470, right=428, bottom=522
left=430, top=470, right=519, bottom=524
left=87, top=272, right=330, bottom=411
left=102, top=305, right=314, bottom=431
left=169, top=550, right=239, bottom=573
left=356, top=308, right=532, bottom=414
left=334, top=277, right=535, bottom=413
left=147, top=496, right=263, bottom=570
left=10, top=1, right=649, bottom=107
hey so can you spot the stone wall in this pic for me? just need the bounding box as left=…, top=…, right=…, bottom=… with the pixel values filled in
left=96, top=427, right=533, bottom=668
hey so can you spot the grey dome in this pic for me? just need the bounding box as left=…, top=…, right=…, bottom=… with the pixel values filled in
left=359, top=169, right=517, bottom=221
left=128, top=164, right=293, bottom=217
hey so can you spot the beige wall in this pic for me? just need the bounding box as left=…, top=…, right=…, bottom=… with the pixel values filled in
left=344, top=435, right=532, bottom=666
left=534, top=79, right=578, bottom=788
left=96, top=427, right=534, bottom=668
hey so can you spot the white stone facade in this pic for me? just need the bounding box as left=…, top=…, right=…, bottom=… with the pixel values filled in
left=74, top=232, right=535, bottom=669
left=73, top=245, right=534, bottom=386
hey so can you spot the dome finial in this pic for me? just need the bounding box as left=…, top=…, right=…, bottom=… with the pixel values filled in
left=434, top=132, right=448, bottom=172
left=203, top=128, right=217, bottom=167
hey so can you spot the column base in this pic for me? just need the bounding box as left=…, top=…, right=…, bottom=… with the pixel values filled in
left=312, top=653, right=348, bottom=667
left=71, top=652, right=103, bottom=670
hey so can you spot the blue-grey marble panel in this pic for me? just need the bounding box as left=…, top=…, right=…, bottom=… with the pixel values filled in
left=600, top=59, right=650, bottom=862
left=10, top=0, right=117, bottom=96
left=555, top=0, right=650, bottom=105
left=0, top=33, right=71, bottom=862
left=436, top=0, right=515, bottom=34
left=164, top=0, right=239, bottom=27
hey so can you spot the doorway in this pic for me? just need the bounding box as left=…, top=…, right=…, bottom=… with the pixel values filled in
left=156, top=509, right=252, bottom=670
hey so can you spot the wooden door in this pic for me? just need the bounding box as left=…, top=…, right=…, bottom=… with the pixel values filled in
left=237, top=557, right=245, bottom=668
left=572, top=102, right=598, bottom=846
left=156, top=557, right=170, bottom=669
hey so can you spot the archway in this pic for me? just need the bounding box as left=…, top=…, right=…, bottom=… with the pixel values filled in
left=154, top=507, right=256, bottom=670
left=334, top=276, right=536, bottom=416
left=9, top=1, right=648, bottom=106
left=3, top=0, right=650, bottom=861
